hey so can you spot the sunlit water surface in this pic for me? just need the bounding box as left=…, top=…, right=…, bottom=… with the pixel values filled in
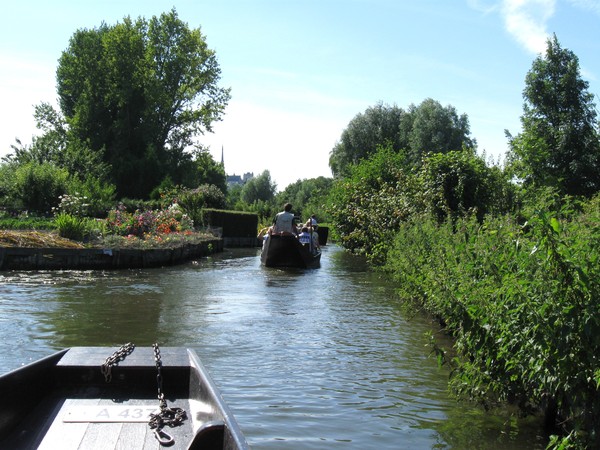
left=0, top=245, right=545, bottom=449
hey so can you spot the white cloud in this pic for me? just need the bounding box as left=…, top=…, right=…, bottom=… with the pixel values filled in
left=467, top=0, right=501, bottom=13
left=567, top=0, right=600, bottom=15
left=501, top=0, right=555, bottom=54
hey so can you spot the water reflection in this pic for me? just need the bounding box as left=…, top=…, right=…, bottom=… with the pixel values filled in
left=0, top=245, right=545, bottom=448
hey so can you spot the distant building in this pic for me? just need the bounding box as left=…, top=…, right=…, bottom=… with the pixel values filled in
left=226, top=174, right=242, bottom=185
left=226, top=172, right=254, bottom=187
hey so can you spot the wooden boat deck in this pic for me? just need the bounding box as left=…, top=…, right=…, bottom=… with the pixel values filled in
left=0, top=347, right=246, bottom=450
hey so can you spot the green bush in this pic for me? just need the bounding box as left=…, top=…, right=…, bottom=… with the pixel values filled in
left=178, top=184, right=227, bottom=225
left=383, top=194, right=600, bottom=449
left=327, top=146, right=517, bottom=264
left=66, top=176, right=116, bottom=217
left=12, top=162, right=70, bottom=214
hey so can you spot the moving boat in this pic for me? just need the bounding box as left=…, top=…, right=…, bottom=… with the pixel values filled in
left=260, top=233, right=321, bottom=268
left=0, top=345, right=249, bottom=450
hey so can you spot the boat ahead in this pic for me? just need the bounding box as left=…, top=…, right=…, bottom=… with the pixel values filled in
left=0, top=346, right=249, bottom=450
left=260, top=234, right=321, bottom=268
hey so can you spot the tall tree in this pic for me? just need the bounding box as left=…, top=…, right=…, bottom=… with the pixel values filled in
left=329, top=102, right=405, bottom=177
left=507, top=35, right=600, bottom=197
left=403, top=98, right=475, bottom=167
left=329, top=99, right=475, bottom=177
left=240, top=171, right=276, bottom=204
left=56, top=9, right=230, bottom=198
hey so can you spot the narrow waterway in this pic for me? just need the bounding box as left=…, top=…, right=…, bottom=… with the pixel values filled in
left=0, top=245, right=545, bottom=449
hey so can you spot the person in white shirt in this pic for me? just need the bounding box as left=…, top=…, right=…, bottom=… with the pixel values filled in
left=272, top=203, right=297, bottom=235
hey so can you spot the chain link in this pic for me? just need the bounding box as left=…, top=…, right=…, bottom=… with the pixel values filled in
left=100, top=342, right=135, bottom=383
left=100, top=342, right=186, bottom=445
left=148, top=343, right=187, bottom=445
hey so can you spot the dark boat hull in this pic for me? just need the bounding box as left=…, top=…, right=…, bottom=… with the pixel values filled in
left=0, top=347, right=249, bottom=450
left=316, top=226, right=329, bottom=246
left=260, top=234, right=321, bottom=268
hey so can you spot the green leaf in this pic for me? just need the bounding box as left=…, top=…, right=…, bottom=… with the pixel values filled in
left=550, top=217, right=560, bottom=234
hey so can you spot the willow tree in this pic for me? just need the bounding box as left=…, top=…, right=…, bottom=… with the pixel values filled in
left=56, top=9, right=230, bottom=198
left=507, top=35, right=600, bottom=197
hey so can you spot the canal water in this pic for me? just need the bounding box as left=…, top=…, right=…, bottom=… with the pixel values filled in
left=0, top=245, right=545, bottom=449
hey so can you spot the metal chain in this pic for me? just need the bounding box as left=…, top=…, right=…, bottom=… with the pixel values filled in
left=148, top=343, right=187, bottom=446
left=101, top=342, right=135, bottom=383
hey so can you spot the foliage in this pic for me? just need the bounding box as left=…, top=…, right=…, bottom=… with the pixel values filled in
left=187, top=149, right=227, bottom=193
left=54, top=213, right=94, bottom=241
left=327, top=145, right=513, bottom=263
left=65, top=175, right=116, bottom=217
left=329, top=99, right=475, bottom=177
left=329, top=102, right=406, bottom=177
left=275, top=176, right=333, bottom=223
left=200, top=208, right=258, bottom=238
left=10, top=162, right=70, bottom=214
left=506, top=35, right=600, bottom=197
left=418, top=149, right=517, bottom=223
left=404, top=98, right=475, bottom=167
left=117, top=198, right=162, bottom=214
left=327, top=145, right=419, bottom=263
left=0, top=163, right=17, bottom=209
left=55, top=8, right=230, bottom=198
left=225, top=183, right=243, bottom=210
left=176, top=184, right=227, bottom=225
left=0, top=215, right=56, bottom=231
left=6, top=103, right=111, bottom=184
left=383, top=194, right=600, bottom=449
left=53, top=193, right=90, bottom=218
left=240, top=170, right=276, bottom=204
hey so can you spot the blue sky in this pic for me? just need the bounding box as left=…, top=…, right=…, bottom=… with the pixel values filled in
left=1, top=0, right=599, bottom=191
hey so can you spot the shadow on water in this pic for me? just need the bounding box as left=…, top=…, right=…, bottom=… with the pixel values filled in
left=0, top=245, right=546, bottom=449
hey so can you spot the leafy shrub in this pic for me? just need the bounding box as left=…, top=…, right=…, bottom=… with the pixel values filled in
left=383, top=194, right=600, bottom=449
left=178, top=184, right=227, bottom=225
left=327, top=145, right=419, bottom=263
left=66, top=176, right=116, bottom=217
left=12, top=162, right=69, bottom=214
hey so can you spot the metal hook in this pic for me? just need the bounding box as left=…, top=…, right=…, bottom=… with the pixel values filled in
left=153, top=428, right=175, bottom=446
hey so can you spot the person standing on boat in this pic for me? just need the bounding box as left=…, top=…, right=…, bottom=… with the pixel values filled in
left=272, top=203, right=297, bottom=235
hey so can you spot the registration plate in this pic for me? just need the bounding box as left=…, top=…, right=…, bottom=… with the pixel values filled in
left=62, top=405, right=159, bottom=423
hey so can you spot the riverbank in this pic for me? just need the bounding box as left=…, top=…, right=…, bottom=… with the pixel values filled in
left=0, top=230, right=223, bottom=270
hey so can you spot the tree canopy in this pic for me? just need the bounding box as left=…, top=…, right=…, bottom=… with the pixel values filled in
left=507, top=35, right=600, bottom=197
left=240, top=171, right=276, bottom=205
left=329, top=99, right=475, bottom=177
left=55, top=9, right=231, bottom=198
